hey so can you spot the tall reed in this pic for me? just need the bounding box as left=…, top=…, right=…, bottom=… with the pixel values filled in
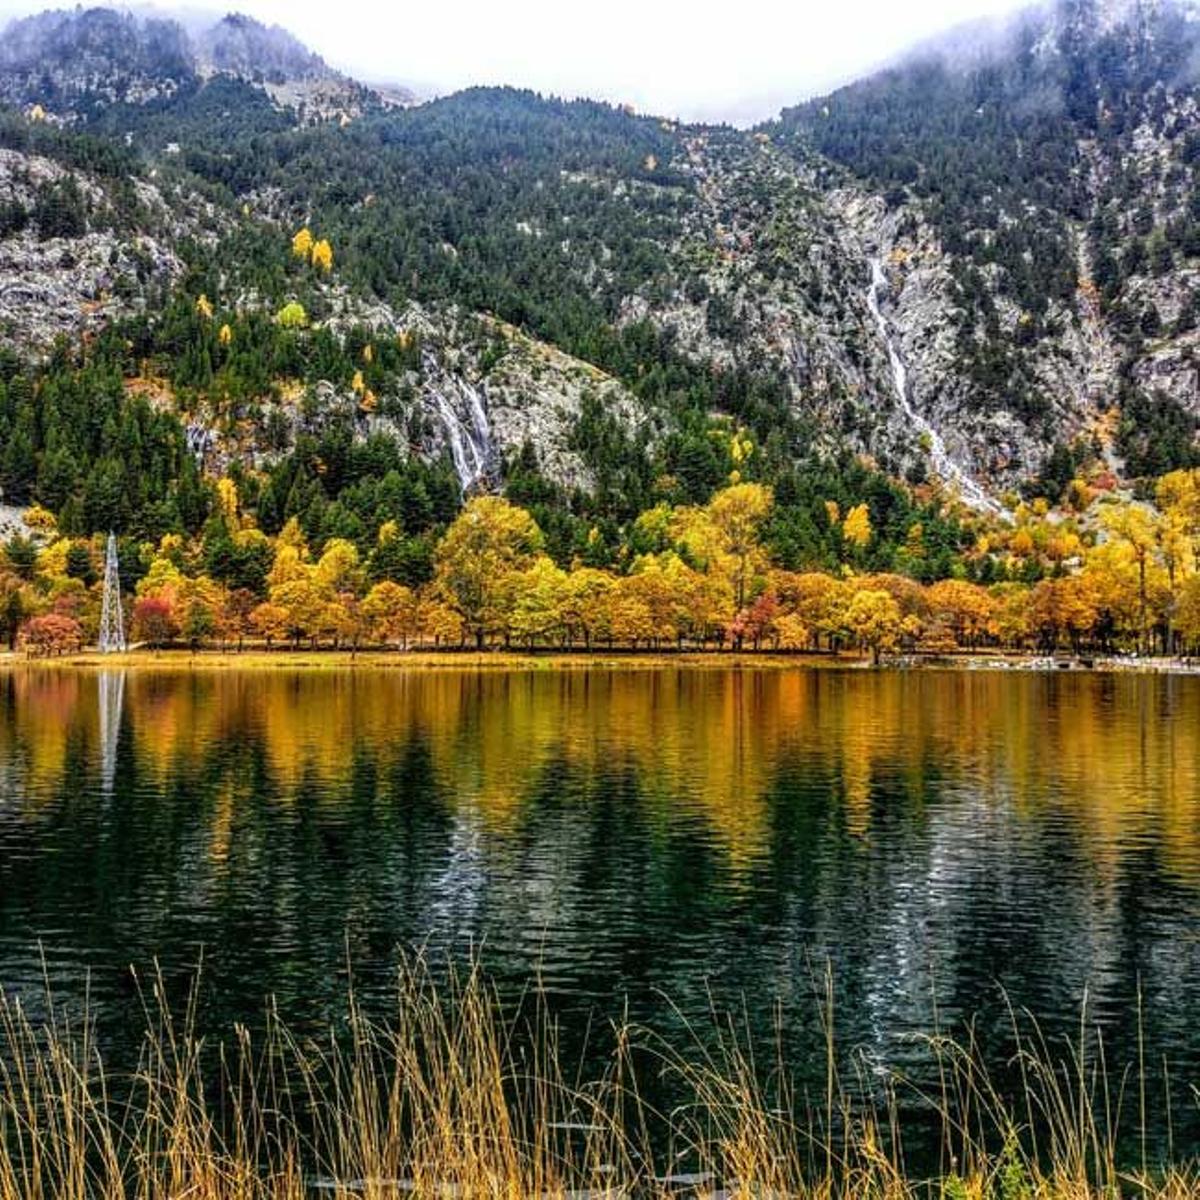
left=0, top=957, right=1195, bottom=1199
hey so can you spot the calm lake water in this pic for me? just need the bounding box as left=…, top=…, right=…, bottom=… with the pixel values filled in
left=1, top=665, right=1198, bottom=1153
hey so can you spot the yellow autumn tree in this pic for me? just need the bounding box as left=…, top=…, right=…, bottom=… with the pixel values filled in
left=1174, top=574, right=1200, bottom=651
left=625, top=553, right=683, bottom=644
left=311, top=239, right=333, bottom=272
left=1100, top=504, right=1161, bottom=651
left=1156, top=468, right=1200, bottom=529
left=314, top=539, right=362, bottom=595
left=267, top=543, right=309, bottom=591
left=216, top=477, right=239, bottom=524
left=509, top=555, right=569, bottom=646
left=36, top=539, right=70, bottom=582
left=925, top=579, right=994, bottom=648
left=22, top=505, right=57, bottom=536
left=843, top=503, right=872, bottom=550
left=1028, top=576, right=1099, bottom=652
left=362, top=581, right=417, bottom=647
left=292, top=227, right=314, bottom=259
left=417, top=596, right=466, bottom=647
left=557, top=567, right=614, bottom=648
left=845, top=588, right=903, bottom=664
left=434, top=496, right=543, bottom=647
left=277, top=301, right=308, bottom=329
left=606, top=577, right=655, bottom=647
left=701, top=482, right=773, bottom=610
left=989, top=582, right=1032, bottom=648
left=270, top=576, right=326, bottom=646
left=777, top=571, right=850, bottom=650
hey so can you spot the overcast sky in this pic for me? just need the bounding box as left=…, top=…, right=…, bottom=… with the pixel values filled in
left=0, top=0, right=1035, bottom=123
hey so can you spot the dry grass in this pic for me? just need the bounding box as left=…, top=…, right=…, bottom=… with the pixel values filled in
left=0, top=959, right=1196, bottom=1199
left=0, top=647, right=852, bottom=674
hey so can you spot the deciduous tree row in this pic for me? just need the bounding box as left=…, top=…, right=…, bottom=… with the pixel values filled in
left=10, top=471, right=1200, bottom=660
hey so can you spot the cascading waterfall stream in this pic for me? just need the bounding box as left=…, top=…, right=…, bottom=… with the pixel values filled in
left=422, top=350, right=496, bottom=493
left=866, top=258, right=1004, bottom=517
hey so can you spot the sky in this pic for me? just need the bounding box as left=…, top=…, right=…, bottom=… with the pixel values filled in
left=0, top=0, right=1036, bottom=123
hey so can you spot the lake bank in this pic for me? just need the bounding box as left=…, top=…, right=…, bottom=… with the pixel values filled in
left=3, top=645, right=1200, bottom=674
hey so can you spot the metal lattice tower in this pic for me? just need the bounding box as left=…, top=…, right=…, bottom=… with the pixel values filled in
left=98, top=533, right=126, bottom=653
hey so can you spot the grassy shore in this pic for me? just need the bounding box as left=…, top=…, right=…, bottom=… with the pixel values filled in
left=0, top=959, right=1195, bottom=1200
left=3, top=645, right=1200, bottom=675
left=0, top=646, right=861, bottom=672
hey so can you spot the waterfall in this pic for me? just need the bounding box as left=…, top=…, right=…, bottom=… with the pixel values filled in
left=185, top=421, right=214, bottom=465
left=422, top=350, right=495, bottom=493
left=866, top=258, right=1003, bottom=517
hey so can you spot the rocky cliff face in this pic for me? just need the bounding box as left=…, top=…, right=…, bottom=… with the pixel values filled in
left=759, top=0, right=1200, bottom=492
left=160, top=282, right=651, bottom=495
left=0, top=147, right=223, bottom=350
left=612, top=128, right=1029, bottom=505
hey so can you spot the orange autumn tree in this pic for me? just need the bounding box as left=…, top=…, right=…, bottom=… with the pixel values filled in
left=925, top=579, right=994, bottom=648
left=250, top=602, right=290, bottom=648
left=20, top=613, right=83, bottom=657
left=132, top=595, right=178, bottom=648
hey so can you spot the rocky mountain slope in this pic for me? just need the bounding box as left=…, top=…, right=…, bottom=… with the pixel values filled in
left=780, top=0, right=1200, bottom=490
left=3, top=0, right=1200, bottom=519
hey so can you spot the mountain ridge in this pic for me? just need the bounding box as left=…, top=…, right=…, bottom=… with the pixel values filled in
left=2, top=0, right=1200, bottom=544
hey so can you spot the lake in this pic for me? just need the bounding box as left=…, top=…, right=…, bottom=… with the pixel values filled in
left=1, top=664, right=1198, bottom=1157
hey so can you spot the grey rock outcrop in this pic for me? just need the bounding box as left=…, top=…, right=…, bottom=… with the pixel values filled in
left=0, top=149, right=188, bottom=351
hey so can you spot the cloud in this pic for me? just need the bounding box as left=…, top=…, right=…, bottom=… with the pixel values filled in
left=0, top=0, right=1036, bottom=122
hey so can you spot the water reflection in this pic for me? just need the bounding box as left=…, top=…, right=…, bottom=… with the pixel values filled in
left=0, top=665, right=1197, bottom=1149
left=97, top=670, right=125, bottom=797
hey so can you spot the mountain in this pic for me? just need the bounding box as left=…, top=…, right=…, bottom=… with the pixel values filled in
left=196, top=13, right=327, bottom=80
left=0, top=7, right=411, bottom=122
left=0, top=8, right=195, bottom=111
left=1, top=0, right=1200, bottom=568
left=778, top=0, right=1200, bottom=485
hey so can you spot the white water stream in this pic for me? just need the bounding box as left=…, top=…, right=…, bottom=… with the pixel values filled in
left=866, top=258, right=1003, bottom=517
left=422, top=350, right=495, bottom=492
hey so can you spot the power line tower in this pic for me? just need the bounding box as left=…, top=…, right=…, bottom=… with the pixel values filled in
left=98, top=533, right=126, bottom=653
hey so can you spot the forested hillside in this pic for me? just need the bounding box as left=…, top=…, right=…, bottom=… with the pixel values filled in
left=5, top=0, right=1200, bottom=657
left=779, top=0, right=1200, bottom=486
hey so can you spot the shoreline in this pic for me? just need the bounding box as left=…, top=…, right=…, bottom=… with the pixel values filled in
left=3, top=646, right=1200, bottom=674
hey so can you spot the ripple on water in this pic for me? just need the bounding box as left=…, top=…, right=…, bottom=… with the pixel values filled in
left=0, top=667, right=1197, bottom=1153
